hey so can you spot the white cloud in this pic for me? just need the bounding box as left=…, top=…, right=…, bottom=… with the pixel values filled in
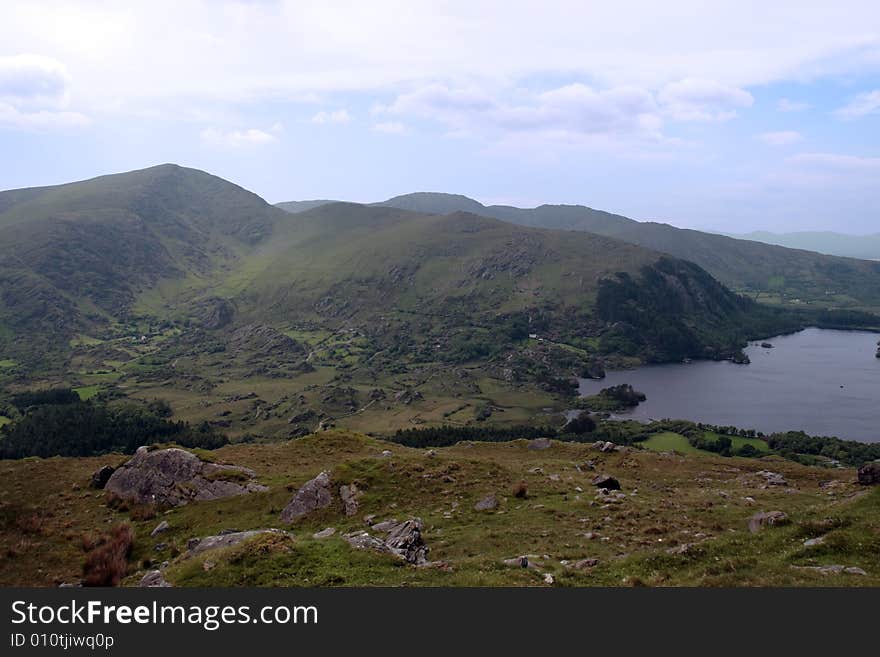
left=380, top=82, right=665, bottom=144
left=0, top=101, right=89, bottom=129
left=657, top=78, right=753, bottom=121
left=759, top=130, right=803, bottom=146
left=777, top=98, right=810, bottom=112
left=834, top=90, right=880, bottom=119
left=372, top=120, right=408, bottom=134
left=2, top=1, right=879, bottom=109
left=0, top=53, right=90, bottom=130
left=199, top=127, right=277, bottom=147
left=0, top=54, right=69, bottom=107
left=311, top=109, right=350, bottom=124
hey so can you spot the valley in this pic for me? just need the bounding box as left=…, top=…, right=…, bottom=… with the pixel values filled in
left=0, top=165, right=878, bottom=588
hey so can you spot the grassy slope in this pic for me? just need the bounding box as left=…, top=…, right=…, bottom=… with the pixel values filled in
left=0, top=431, right=875, bottom=587
left=0, top=164, right=288, bottom=363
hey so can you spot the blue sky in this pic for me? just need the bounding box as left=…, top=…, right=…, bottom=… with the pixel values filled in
left=1, top=1, right=879, bottom=233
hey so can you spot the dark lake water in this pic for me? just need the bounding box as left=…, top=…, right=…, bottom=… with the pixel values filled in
left=577, top=328, right=880, bottom=443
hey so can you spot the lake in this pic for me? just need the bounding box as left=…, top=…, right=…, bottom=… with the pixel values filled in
left=577, top=328, right=880, bottom=443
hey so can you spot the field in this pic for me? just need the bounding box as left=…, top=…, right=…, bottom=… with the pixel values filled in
left=0, top=430, right=876, bottom=587
left=642, top=431, right=771, bottom=456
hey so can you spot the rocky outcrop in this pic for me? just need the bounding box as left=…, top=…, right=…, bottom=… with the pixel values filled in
left=394, top=389, right=423, bottom=405
left=748, top=510, right=789, bottom=533
left=527, top=438, right=552, bottom=450
left=150, top=521, right=170, bottom=537
left=228, top=324, right=304, bottom=359
left=756, top=470, right=787, bottom=487
left=857, top=462, right=880, bottom=486
left=104, top=447, right=267, bottom=507
left=195, top=296, right=235, bottom=330
left=343, top=518, right=429, bottom=565
left=474, top=494, right=498, bottom=511
left=185, top=529, right=291, bottom=557
left=139, top=570, right=171, bottom=587
left=592, top=440, right=617, bottom=453
left=339, top=483, right=360, bottom=516
left=90, top=465, right=115, bottom=489
left=591, top=474, right=621, bottom=491
left=280, top=471, right=333, bottom=523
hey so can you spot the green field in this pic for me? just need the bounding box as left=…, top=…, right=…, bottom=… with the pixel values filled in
left=0, top=359, right=16, bottom=368
left=641, top=432, right=704, bottom=454
left=0, top=416, right=10, bottom=427
left=73, top=385, right=101, bottom=401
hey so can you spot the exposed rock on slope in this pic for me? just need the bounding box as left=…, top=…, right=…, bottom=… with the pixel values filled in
left=280, top=471, right=333, bottom=522
left=104, top=447, right=267, bottom=507
left=227, top=324, right=304, bottom=359
left=343, top=518, right=429, bottom=565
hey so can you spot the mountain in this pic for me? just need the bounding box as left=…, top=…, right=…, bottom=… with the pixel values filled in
left=0, top=165, right=804, bottom=371
left=277, top=192, right=880, bottom=309
left=0, top=164, right=288, bottom=361
left=729, top=231, right=880, bottom=261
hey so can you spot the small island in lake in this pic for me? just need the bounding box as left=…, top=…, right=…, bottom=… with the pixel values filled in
left=581, top=383, right=647, bottom=411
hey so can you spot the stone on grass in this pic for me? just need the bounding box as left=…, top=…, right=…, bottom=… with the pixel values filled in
left=280, top=471, right=332, bottom=523
left=748, top=510, right=789, bottom=533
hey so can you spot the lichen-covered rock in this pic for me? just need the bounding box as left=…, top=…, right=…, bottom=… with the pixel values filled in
left=280, top=471, right=333, bottom=523
left=185, top=529, right=291, bottom=557
left=339, top=483, right=360, bottom=516
left=104, top=447, right=266, bottom=507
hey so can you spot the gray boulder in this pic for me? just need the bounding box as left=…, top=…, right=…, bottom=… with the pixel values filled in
left=150, top=520, right=170, bottom=537
left=339, top=483, right=360, bottom=516
left=748, top=510, right=789, bottom=533
left=185, top=529, right=291, bottom=557
left=527, top=438, right=552, bottom=450
left=280, top=471, right=333, bottom=523
left=756, top=470, right=788, bottom=487
left=139, top=570, right=171, bottom=587
left=104, top=447, right=267, bottom=507
left=474, top=494, right=498, bottom=511
left=343, top=518, right=429, bottom=565
left=384, top=518, right=429, bottom=565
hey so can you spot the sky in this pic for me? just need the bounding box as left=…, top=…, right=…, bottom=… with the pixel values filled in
left=1, top=1, right=879, bottom=233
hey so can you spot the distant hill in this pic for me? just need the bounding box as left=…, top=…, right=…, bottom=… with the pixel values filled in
left=0, top=166, right=805, bottom=369
left=337, top=192, right=880, bottom=309
left=729, top=231, right=880, bottom=261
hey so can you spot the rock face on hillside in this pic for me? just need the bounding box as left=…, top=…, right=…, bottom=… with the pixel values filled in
left=185, top=529, right=291, bottom=557
left=280, top=471, right=333, bottom=523
left=195, top=296, right=236, bottom=330
left=343, top=518, right=429, bottom=565
left=228, top=324, right=304, bottom=359
left=104, top=447, right=267, bottom=507
left=857, top=463, right=880, bottom=486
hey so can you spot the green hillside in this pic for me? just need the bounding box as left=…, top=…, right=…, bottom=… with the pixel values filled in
left=359, top=193, right=880, bottom=310
left=0, top=164, right=288, bottom=364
